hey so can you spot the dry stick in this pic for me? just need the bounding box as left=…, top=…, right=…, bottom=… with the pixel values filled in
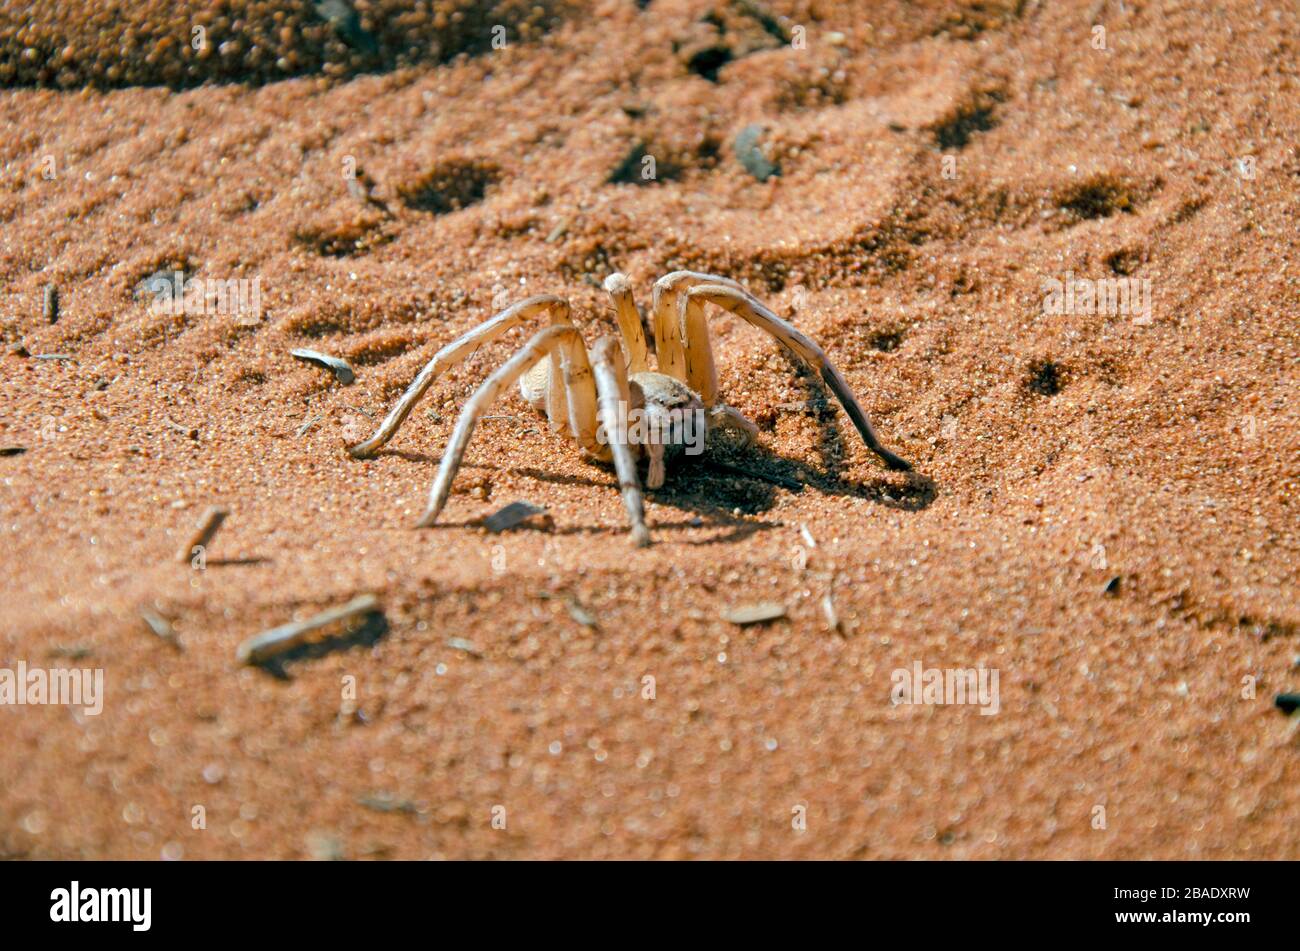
left=140, top=609, right=182, bottom=649
left=799, top=523, right=818, bottom=549
left=43, top=284, right=59, bottom=324
left=296, top=414, right=322, bottom=437
left=236, top=594, right=381, bottom=665
left=177, top=506, right=229, bottom=563
left=822, top=576, right=841, bottom=634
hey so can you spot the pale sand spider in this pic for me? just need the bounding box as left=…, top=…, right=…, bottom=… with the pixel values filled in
left=347, top=271, right=910, bottom=546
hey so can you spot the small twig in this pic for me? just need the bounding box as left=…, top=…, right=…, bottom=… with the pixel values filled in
left=341, top=404, right=374, bottom=419
left=177, top=505, right=229, bottom=563
left=47, top=645, right=92, bottom=660
left=565, top=595, right=597, bottom=628
left=447, top=637, right=480, bottom=656
left=296, top=413, right=322, bottom=437
left=291, top=348, right=355, bottom=385
left=236, top=594, right=381, bottom=665
left=140, top=608, right=182, bottom=650
left=43, top=284, right=59, bottom=324
left=357, top=793, right=418, bottom=815
left=821, top=587, right=842, bottom=631
left=33, top=353, right=75, bottom=362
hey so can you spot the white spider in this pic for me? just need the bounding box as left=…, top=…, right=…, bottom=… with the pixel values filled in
left=347, top=271, right=910, bottom=546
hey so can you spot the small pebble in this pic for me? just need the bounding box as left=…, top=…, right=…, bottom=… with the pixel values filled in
left=291, top=349, right=355, bottom=385
left=734, top=124, right=780, bottom=181
left=483, top=500, right=546, bottom=533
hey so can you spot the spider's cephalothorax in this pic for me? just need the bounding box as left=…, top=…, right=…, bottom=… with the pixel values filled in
left=347, top=271, right=910, bottom=547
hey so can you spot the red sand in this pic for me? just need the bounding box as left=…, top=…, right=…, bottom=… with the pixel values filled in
left=0, top=0, right=1296, bottom=859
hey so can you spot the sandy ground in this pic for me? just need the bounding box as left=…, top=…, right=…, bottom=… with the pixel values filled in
left=0, top=0, right=1296, bottom=859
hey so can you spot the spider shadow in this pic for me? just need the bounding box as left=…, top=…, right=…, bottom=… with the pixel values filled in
left=511, top=432, right=935, bottom=535
left=365, top=359, right=935, bottom=542
left=656, top=440, right=935, bottom=520
left=428, top=469, right=779, bottom=545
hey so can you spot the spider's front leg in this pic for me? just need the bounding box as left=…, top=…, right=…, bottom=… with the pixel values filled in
left=591, top=337, right=651, bottom=547
left=416, top=325, right=595, bottom=527
left=647, top=270, right=761, bottom=446
left=682, top=285, right=912, bottom=471
left=650, top=271, right=744, bottom=384
left=415, top=328, right=652, bottom=547
left=347, top=295, right=570, bottom=459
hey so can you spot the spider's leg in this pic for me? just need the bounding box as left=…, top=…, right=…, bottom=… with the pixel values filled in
left=416, top=325, right=596, bottom=528
left=603, top=274, right=650, bottom=375
left=650, top=271, right=743, bottom=382
left=685, top=285, right=912, bottom=471
left=675, top=288, right=758, bottom=443
left=708, top=405, right=759, bottom=446
left=591, top=337, right=651, bottom=547
left=348, top=295, right=570, bottom=459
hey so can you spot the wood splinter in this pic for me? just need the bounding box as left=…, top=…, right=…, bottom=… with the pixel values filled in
left=177, top=505, right=229, bottom=563
left=140, top=608, right=182, bottom=650
left=236, top=594, right=382, bottom=665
